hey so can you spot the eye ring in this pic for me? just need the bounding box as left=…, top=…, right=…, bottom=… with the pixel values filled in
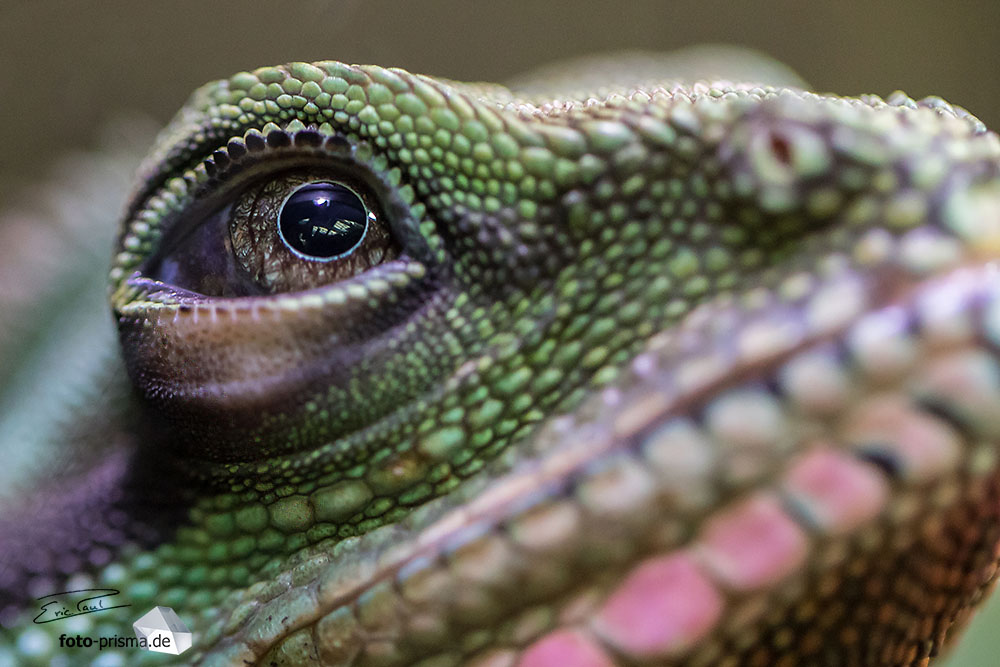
left=277, top=180, right=376, bottom=262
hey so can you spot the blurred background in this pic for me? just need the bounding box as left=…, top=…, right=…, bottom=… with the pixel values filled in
left=1, top=0, right=999, bottom=205
left=1, top=1, right=998, bottom=664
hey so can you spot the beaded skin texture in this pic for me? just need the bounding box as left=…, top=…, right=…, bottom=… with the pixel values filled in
left=2, top=50, right=1000, bottom=665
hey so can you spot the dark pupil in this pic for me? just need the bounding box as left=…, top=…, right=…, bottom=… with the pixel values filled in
left=278, top=182, right=368, bottom=259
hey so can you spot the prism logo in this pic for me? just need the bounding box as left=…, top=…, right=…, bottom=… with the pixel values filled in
left=132, top=606, right=193, bottom=655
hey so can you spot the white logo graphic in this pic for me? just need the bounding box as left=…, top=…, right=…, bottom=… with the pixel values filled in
left=132, top=606, right=193, bottom=655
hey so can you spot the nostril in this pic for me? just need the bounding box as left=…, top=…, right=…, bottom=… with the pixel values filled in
left=768, top=131, right=793, bottom=167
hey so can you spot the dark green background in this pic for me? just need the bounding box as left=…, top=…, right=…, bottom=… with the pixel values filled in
left=1, top=0, right=998, bottom=203
left=0, top=2, right=997, bottom=664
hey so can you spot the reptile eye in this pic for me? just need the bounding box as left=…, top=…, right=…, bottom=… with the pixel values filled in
left=152, top=169, right=399, bottom=296
left=278, top=182, right=371, bottom=260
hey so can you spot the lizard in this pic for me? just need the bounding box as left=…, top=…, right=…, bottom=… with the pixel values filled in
left=2, top=47, right=1000, bottom=666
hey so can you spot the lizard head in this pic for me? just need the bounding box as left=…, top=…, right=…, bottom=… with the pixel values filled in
left=91, top=57, right=1000, bottom=663
left=112, top=62, right=1000, bottom=462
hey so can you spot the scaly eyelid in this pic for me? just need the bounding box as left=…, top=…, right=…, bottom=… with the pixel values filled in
left=113, top=126, right=441, bottom=313
left=113, top=129, right=367, bottom=293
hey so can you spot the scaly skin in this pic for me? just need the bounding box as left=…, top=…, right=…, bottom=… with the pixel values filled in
left=3, top=51, right=1000, bottom=665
